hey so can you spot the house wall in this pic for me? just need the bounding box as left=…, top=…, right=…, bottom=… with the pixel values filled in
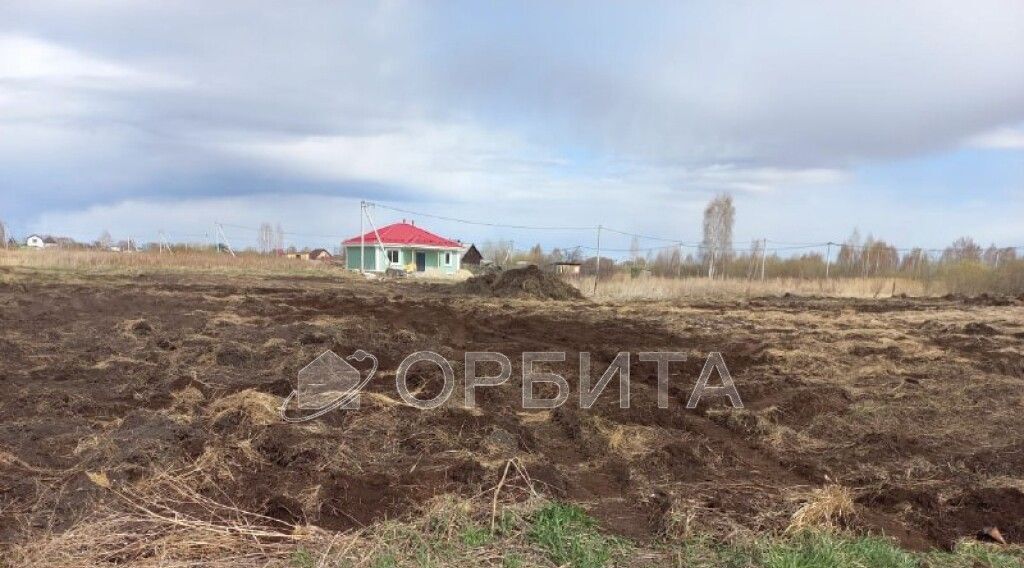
left=416, top=249, right=460, bottom=273
left=345, top=246, right=381, bottom=271
left=346, top=245, right=461, bottom=273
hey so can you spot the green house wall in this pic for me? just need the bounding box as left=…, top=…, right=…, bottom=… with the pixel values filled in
left=345, top=247, right=378, bottom=271
left=345, top=246, right=460, bottom=273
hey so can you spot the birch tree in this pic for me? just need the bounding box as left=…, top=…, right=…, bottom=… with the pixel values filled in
left=701, top=194, right=735, bottom=279
left=97, top=230, right=113, bottom=250
left=257, top=222, right=274, bottom=253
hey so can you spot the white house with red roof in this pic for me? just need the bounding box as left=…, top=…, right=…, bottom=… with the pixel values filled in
left=342, top=221, right=463, bottom=274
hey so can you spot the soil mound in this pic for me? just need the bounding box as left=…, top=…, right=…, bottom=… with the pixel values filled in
left=457, top=265, right=582, bottom=300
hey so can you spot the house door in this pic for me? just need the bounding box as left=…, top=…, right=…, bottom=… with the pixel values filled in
left=415, top=252, right=426, bottom=272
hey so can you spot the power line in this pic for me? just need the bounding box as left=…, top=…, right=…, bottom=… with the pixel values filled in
left=601, top=226, right=691, bottom=244
left=78, top=198, right=1024, bottom=257
left=217, top=222, right=347, bottom=240
left=366, top=202, right=593, bottom=231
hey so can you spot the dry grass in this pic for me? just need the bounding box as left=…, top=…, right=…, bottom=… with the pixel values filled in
left=3, top=458, right=550, bottom=568
left=577, top=274, right=941, bottom=300
left=5, top=472, right=323, bottom=568
left=0, top=248, right=349, bottom=277
left=787, top=485, right=857, bottom=533
left=206, top=389, right=285, bottom=429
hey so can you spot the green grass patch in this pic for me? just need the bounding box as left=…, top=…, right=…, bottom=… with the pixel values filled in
left=459, top=524, right=493, bottom=547
left=528, top=503, right=624, bottom=568
left=920, top=541, right=1024, bottom=568
left=256, top=500, right=1024, bottom=567
left=760, top=531, right=916, bottom=568
left=289, top=548, right=315, bottom=568
left=672, top=530, right=1024, bottom=568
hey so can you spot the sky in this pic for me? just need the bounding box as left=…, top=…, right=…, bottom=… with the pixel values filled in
left=1, top=0, right=1022, bottom=257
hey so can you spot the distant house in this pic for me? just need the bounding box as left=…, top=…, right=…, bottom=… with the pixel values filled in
left=308, top=248, right=332, bottom=261
left=461, top=244, right=483, bottom=266
left=25, top=234, right=56, bottom=249
left=342, top=221, right=463, bottom=274
left=552, top=261, right=582, bottom=275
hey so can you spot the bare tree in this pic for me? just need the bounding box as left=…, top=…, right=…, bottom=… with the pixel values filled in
left=701, top=193, right=735, bottom=278
left=0, top=219, right=6, bottom=249
left=527, top=243, right=544, bottom=265
left=900, top=247, right=927, bottom=274
left=862, top=238, right=899, bottom=275
left=629, top=236, right=642, bottom=266
left=274, top=223, right=285, bottom=253
left=746, top=238, right=764, bottom=279
left=97, top=230, right=113, bottom=250
left=480, top=240, right=514, bottom=266
left=943, top=236, right=982, bottom=262
left=837, top=228, right=862, bottom=274
left=649, top=246, right=680, bottom=277
left=257, top=222, right=274, bottom=253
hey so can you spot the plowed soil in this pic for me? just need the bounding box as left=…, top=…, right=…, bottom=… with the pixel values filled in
left=2, top=269, right=1023, bottom=552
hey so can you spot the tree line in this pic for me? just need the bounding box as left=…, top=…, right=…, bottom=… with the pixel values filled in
left=471, top=194, right=1024, bottom=294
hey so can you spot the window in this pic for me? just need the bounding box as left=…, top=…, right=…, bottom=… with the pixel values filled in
left=387, top=250, right=400, bottom=264
left=444, top=252, right=452, bottom=265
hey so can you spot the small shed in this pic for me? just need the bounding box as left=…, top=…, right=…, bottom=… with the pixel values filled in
left=552, top=261, right=582, bottom=275
left=461, top=244, right=483, bottom=266
left=26, top=235, right=56, bottom=249
left=309, top=249, right=333, bottom=261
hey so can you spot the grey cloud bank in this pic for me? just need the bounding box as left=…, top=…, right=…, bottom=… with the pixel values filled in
left=1, top=1, right=1022, bottom=248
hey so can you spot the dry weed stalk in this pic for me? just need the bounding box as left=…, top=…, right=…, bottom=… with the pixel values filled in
left=489, top=457, right=539, bottom=531
left=5, top=459, right=551, bottom=568
left=5, top=471, right=325, bottom=568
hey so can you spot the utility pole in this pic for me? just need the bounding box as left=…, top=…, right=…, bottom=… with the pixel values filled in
left=676, top=242, right=683, bottom=279
left=760, top=238, right=767, bottom=281
left=359, top=201, right=365, bottom=274
left=215, top=223, right=236, bottom=257
left=593, top=224, right=602, bottom=294
left=158, top=230, right=172, bottom=254
left=825, top=242, right=832, bottom=280
left=362, top=202, right=388, bottom=271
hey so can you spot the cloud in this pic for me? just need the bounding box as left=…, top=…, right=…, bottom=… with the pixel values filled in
left=967, top=126, right=1024, bottom=150
left=1, top=1, right=1023, bottom=246
left=0, top=34, right=185, bottom=88
left=420, top=1, right=1024, bottom=165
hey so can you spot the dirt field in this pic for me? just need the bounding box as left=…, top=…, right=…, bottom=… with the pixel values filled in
left=2, top=267, right=1024, bottom=563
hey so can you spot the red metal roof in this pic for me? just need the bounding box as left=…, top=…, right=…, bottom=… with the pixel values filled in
left=342, top=222, right=461, bottom=248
